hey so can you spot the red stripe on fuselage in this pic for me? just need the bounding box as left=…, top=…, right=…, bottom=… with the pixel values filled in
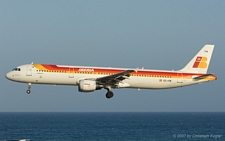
left=38, top=64, right=204, bottom=78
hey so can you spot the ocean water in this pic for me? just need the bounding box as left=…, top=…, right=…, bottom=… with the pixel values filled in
left=0, top=112, right=224, bottom=141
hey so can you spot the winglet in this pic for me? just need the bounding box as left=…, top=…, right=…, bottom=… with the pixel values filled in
left=179, top=44, right=214, bottom=74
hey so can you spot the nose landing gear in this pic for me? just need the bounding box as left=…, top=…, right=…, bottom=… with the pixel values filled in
left=26, top=83, right=31, bottom=94
left=26, top=90, right=31, bottom=94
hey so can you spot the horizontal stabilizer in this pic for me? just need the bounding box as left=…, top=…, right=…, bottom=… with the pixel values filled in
left=193, top=74, right=214, bottom=81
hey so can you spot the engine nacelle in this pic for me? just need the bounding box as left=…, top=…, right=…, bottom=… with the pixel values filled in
left=78, top=80, right=97, bottom=92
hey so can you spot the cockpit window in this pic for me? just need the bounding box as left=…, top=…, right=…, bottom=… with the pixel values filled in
left=12, top=68, right=21, bottom=71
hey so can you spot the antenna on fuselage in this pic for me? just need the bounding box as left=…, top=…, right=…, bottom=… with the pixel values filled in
left=135, top=68, right=139, bottom=73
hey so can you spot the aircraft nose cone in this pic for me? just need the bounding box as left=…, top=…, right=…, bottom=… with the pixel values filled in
left=6, top=72, right=12, bottom=80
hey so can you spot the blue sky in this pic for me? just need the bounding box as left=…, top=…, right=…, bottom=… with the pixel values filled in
left=0, top=1, right=224, bottom=112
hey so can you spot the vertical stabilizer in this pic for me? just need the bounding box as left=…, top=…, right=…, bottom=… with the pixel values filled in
left=179, top=44, right=214, bottom=74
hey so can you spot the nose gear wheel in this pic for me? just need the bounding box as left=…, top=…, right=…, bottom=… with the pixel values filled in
left=26, top=83, right=31, bottom=94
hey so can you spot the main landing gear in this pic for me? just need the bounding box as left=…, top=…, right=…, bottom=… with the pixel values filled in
left=106, top=91, right=114, bottom=99
left=105, top=86, right=114, bottom=99
left=26, top=83, right=31, bottom=94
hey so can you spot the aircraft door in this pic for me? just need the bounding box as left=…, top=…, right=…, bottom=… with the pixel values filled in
left=177, top=73, right=183, bottom=83
left=69, top=68, right=74, bottom=78
left=26, top=65, right=32, bottom=76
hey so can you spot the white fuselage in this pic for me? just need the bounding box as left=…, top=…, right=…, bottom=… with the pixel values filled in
left=6, top=64, right=216, bottom=90
left=5, top=45, right=217, bottom=98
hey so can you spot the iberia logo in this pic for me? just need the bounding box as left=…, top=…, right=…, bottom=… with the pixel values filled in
left=192, top=56, right=208, bottom=68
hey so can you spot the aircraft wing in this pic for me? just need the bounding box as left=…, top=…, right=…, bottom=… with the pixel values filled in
left=95, top=70, right=134, bottom=87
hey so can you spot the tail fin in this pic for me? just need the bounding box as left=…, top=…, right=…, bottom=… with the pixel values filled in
left=179, top=44, right=214, bottom=74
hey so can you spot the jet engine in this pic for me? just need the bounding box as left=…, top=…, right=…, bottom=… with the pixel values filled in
left=78, top=80, right=97, bottom=92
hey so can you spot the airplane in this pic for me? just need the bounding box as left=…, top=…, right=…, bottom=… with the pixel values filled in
left=6, top=44, right=217, bottom=99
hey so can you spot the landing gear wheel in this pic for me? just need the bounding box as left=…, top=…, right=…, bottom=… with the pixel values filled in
left=26, top=90, right=31, bottom=94
left=106, top=91, right=114, bottom=99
